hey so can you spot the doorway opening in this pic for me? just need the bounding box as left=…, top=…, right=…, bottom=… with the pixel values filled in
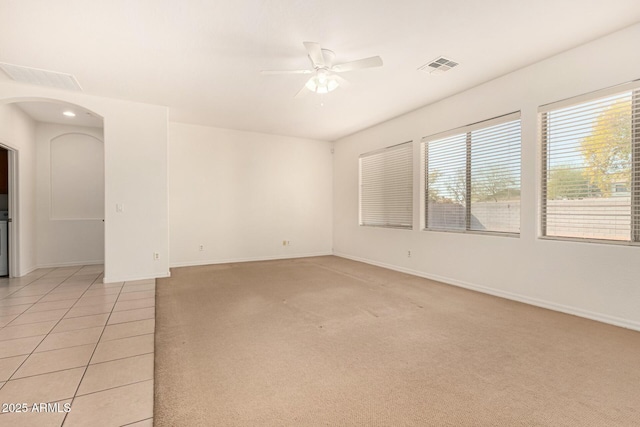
left=0, top=146, right=11, bottom=276
left=3, top=99, right=104, bottom=276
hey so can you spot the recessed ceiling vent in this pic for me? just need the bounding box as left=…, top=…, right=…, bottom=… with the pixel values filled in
left=0, top=62, right=82, bottom=91
left=418, top=56, right=459, bottom=75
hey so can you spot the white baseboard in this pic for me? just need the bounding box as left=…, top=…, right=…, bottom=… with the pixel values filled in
left=169, top=251, right=333, bottom=268
left=103, top=271, right=171, bottom=284
left=333, top=252, right=640, bottom=332
left=14, top=265, right=38, bottom=277
left=11, top=261, right=103, bottom=277
left=36, top=260, right=104, bottom=269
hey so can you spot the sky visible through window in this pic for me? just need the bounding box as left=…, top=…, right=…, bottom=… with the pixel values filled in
left=547, top=92, right=631, bottom=172
left=544, top=90, right=633, bottom=241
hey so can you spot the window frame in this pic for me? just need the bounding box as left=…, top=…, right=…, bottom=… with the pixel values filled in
left=422, top=111, right=522, bottom=236
left=538, top=80, right=640, bottom=246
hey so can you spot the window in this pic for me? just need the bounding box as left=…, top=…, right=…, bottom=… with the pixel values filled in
left=424, top=113, right=521, bottom=234
left=541, top=82, right=640, bottom=243
left=359, top=142, right=413, bottom=229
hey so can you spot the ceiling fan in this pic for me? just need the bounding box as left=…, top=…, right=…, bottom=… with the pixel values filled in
left=261, top=42, right=383, bottom=97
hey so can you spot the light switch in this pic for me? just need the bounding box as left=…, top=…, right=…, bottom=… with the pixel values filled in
left=116, top=204, right=124, bottom=213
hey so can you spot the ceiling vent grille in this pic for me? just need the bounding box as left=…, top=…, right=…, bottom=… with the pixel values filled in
left=0, top=62, right=82, bottom=91
left=418, top=56, right=459, bottom=75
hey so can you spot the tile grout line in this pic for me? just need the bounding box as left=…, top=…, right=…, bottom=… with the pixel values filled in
left=0, top=268, right=55, bottom=299
left=0, top=268, right=96, bottom=393
left=73, top=377, right=153, bottom=400
left=4, top=270, right=110, bottom=385
left=3, top=272, right=103, bottom=328
left=3, top=265, right=85, bottom=300
left=0, top=284, right=126, bottom=307
left=0, top=314, right=154, bottom=346
left=61, top=276, right=132, bottom=426
left=85, top=349, right=154, bottom=367
left=120, top=416, right=153, bottom=427
left=0, top=267, right=103, bottom=312
left=0, top=277, right=59, bottom=308
left=95, top=330, right=155, bottom=344
left=5, top=350, right=154, bottom=382
left=0, top=267, right=156, bottom=426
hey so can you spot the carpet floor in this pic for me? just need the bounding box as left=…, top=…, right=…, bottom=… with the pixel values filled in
left=154, top=256, right=640, bottom=426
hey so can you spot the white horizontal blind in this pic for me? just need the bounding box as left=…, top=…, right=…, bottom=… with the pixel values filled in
left=541, top=86, right=639, bottom=243
left=424, top=113, right=521, bottom=234
left=470, top=119, right=521, bottom=233
left=425, top=133, right=467, bottom=230
left=359, top=142, right=413, bottom=229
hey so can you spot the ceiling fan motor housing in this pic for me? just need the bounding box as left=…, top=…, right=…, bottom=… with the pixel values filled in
left=315, top=49, right=336, bottom=69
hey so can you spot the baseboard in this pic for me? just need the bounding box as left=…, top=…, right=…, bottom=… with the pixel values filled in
left=15, top=265, right=39, bottom=277
left=36, top=260, right=104, bottom=269
left=333, top=252, right=640, bottom=332
left=169, top=251, right=333, bottom=268
left=103, top=271, right=171, bottom=284
left=12, top=261, right=103, bottom=277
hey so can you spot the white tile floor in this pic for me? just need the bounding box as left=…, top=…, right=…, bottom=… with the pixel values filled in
left=0, top=265, right=155, bottom=426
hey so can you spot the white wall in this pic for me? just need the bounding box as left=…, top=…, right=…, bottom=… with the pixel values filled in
left=0, top=82, right=169, bottom=282
left=333, top=24, right=640, bottom=330
left=168, top=123, right=333, bottom=266
left=0, top=103, right=36, bottom=275
left=35, top=123, right=104, bottom=267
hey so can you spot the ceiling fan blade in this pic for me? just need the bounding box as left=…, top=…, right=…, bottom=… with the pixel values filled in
left=303, top=42, right=325, bottom=68
left=331, top=74, right=350, bottom=89
left=294, top=82, right=310, bottom=98
left=260, top=69, right=312, bottom=75
left=331, top=56, right=383, bottom=73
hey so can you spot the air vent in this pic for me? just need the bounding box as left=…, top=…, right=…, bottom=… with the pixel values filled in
left=0, top=62, right=82, bottom=91
left=418, top=56, right=459, bottom=75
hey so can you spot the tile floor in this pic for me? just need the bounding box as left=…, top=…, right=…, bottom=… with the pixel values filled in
left=0, top=265, right=155, bottom=426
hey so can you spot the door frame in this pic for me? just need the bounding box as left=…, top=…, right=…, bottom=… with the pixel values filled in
left=0, top=142, right=19, bottom=277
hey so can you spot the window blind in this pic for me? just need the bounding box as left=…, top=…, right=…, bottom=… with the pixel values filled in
left=541, top=83, right=640, bottom=243
left=470, top=119, right=521, bottom=233
left=424, top=113, right=521, bottom=234
left=425, top=133, right=467, bottom=230
left=359, top=142, right=413, bottom=229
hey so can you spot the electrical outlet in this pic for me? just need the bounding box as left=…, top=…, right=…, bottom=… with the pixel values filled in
left=407, top=250, right=411, bottom=258
left=154, top=252, right=160, bottom=260
left=287, top=241, right=291, bottom=246
left=282, top=240, right=287, bottom=246
left=199, top=244, right=204, bottom=251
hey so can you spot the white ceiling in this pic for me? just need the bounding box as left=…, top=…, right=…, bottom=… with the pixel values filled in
left=15, top=101, right=103, bottom=128
left=1, top=1, right=639, bottom=141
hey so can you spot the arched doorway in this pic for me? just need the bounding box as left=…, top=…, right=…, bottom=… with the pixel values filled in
left=0, top=98, right=104, bottom=276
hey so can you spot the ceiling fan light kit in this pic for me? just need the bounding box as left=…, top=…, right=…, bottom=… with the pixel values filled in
left=305, top=70, right=339, bottom=94
left=261, top=42, right=383, bottom=97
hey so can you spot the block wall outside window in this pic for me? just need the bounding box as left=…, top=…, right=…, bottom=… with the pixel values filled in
left=540, top=82, right=640, bottom=244
left=423, top=112, right=521, bottom=235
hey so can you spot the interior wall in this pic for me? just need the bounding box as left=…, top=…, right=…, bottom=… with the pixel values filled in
left=35, top=123, right=104, bottom=267
left=168, top=122, right=333, bottom=267
left=333, top=23, right=640, bottom=330
left=0, top=103, right=36, bottom=276
left=0, top=83, right=169, bottom=282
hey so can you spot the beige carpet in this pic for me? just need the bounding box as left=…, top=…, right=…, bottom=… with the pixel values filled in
left=154, top=256, right=640, bottom=426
